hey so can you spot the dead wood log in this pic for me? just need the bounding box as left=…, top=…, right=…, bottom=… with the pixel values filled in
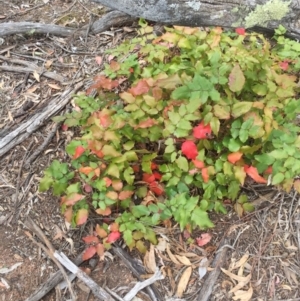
left=0, top=11, right=135, bottom=38
left=91, top=0, right=300, bottom=40
left=0, top=81, right=83, bottom=158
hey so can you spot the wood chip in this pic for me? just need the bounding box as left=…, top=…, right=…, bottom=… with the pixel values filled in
left=176, top=266, right=192, bottom=298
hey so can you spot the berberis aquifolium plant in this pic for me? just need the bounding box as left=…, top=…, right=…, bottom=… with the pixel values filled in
left=39, top=21, right=300, bottom=257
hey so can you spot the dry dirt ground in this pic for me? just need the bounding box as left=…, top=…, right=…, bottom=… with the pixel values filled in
left=0, top=1, right=300, bottom=301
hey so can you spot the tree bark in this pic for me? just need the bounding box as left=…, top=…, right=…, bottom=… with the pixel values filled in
left=91, top=0, right=300, bottom=39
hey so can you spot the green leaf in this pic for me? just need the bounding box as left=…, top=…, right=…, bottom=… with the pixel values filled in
left=107, top=163, right=120, bottom=178
left=228, top=64, right=245, bottom=92
left=242, top=203, right=255, bottom=212
left=213, top=105, right=230, bottom=119
left=124, top=167, right=134, bottom=185
left=123, top=229, right=133, bottom=245
left=144, top=229, right=157, bottom=244
left=231, top=102, right=253, bottom=118
left=272, top=173, right=285, bottom=185
left=132, top=205, right=150, bottom=218
left=191, top=207, right=214, bottom=229
left=228, top=138, right=241, bottom=152
left=176, top=156, right=189, bottom=172
left=39, top=176, right=53, bottom=192
left=210, top=117, right=220, bottom=136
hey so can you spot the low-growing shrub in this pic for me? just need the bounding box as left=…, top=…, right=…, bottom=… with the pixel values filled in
left=39, top=21, right=300, bottom=255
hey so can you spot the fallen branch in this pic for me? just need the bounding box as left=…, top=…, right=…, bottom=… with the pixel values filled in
left=0, top=81, right=83, bottom=158
left=123, top=268, right=164, bottom=301
left=24, top=252, right=85, bottom=301
left=54, top=251, right=114, bottom=301
left=0, top=11, right=135, bottom=38
left=197, top=237, right=232, bottom=301
left=112, top=245, right=164, bottom=301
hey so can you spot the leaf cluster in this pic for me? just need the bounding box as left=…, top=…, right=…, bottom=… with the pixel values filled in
left=39, top=22, right=300, bottom=252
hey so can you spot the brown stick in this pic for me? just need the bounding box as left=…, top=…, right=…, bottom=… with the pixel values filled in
left=197, top=237, right=232, bottom=301
left=0, top=11, right=135, bottom=37
left=54, top=251, right=115, bottom=301
left=112, top=245, right=164, bottom=301
left=0, top=81, right=83, bottom=158
left=24, top=252, right=85, bottom=301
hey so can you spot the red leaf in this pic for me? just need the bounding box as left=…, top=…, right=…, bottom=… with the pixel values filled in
left=129, top=79, right=149, bottom=96
left=235, top=28, right=246, bottom=35
left=84, top=184, right=93, bottom=193
left=132, top=164, right=140, bottom=173
left=279, top=60, right=289, bottom=71
left=109, top=222, right=119, bottom=232
left=244, top=165, right=267, bottom=184
left=181, top=140, right=198, bottom=160
left=64, top=193, right=85, bottom=206
left=96, top=243, right=105, bottom=257
left=61, top=124, right=68, bottom=131
left=118, top=190, right=134, bottom=201
left=201, top=167, right=209, bottom=183
left=82, top=236, right=99, bottom=244
left=143, top=173, right=155, bottom=183
left=193, top=121, right=212, bottom=139
left=112, top=180, right=123, bottom=191
left=107, top=231, right=121, bottom=243
left=153, top=171, right=162, bottom=181
left=95, top=224, right=108, bottom=238
left=196, top=233, right=212, bottom=246
left=227, top=152, right=243, bottom=164
left=192, top=159, right=205, bottom=169
left=97, top=110, right=113, bottom=128
left=135, top=118, right=157, bottom=129
left=103, top=177, right=112, bottom=187
left=106, top=191, right=118, bottom=200
left=82, top=246, right=97, bottom=261
left=110, top=60, right=120, bottom=71
left=264, top=166, right=273, bottom=175
left=95, top=207, right=112, bottom=216
left=64, top=206, right=73, bottom=223
left=79, top=166, right=94, bottom=175
left=76, top=208, right=88, bottom=225
left=73, top=146, right=85, bottom=159
left=151, top=162, right=158, bottom=170
left=149, top=181, right=164, bottom=195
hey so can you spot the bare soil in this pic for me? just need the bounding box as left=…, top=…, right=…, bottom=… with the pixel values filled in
left=0, top=1, right=299, bottom=301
